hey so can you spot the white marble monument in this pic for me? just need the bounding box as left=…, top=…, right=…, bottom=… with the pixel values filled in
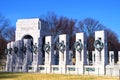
left=58, top=34, right=69, bottom=74
left=92, top=51, right=95, bottom=65
left=6, top=18, right=120, bottom=76
left=44, top=36, right=55, bottom=73
left=75, top=33, right=87, bottom=74
left=94, top=30, right=108, bottom=75
left=118, top=51, right=120, bottom=64
left=6, top=43, right=12, bottom=72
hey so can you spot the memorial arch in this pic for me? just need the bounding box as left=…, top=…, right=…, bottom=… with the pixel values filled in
left=22, top=35, right=33, bottom=39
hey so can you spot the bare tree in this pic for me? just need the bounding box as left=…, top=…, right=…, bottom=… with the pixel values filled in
left=40, top=13, right=78, bottom=64
left=106, top=29, right=120, bottom=62
left=78, top=18, right=120, bottom=62
left=0, top=14, right=10, bottom=38
left=0, top=37, right=7, bottom=59
left=78, top=18, right=105, bottom=54
left=0, top=13, right=15, bottom=59
left=3, top=27, right=15, bottom=41
left=40, top=12, right=58, bottom=35
left=55, top=16, right=77, bottom=50
left=41, top=12, right=77, bottom=50
left=78, top=18, right=105, bottom=37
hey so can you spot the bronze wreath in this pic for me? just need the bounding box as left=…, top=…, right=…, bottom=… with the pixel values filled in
left=44, top=43, right=50, bottom=53
left=14, top=47, right=18, bottom=53
left=32, top=44, right=37, bottom=54
left=58, top=41, right=65, bottom=53
left=74, top=39, right=83, bottom=52
left=20, top=46, right=26, bottom=54
left=9, top=48, right=12, bottom=54
left=94, top=39, right=104, bottom=52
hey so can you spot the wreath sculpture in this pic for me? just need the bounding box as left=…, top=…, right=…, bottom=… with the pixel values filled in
left=14, top=47, right=18, bottom=54
left=5, top=48, right=12, bottom=55
left=9, top=48, right=12, bottom=54
left=94, top=38, right=104, bottom=52
left=74, top=39, right=83, bottom=52
left=57, top=41, right=65, bottom=53
left=20, top=45, right=27, bottom=54
left=32, top=43, right=37, bottom=54
left=44, top=42, right=50, bottom=54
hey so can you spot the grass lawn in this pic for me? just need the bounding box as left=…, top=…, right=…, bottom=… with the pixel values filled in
left=0, top=72, right=118, bottom=80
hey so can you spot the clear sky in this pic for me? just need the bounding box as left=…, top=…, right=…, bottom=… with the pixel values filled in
left=0, top=0, right=120, bottom=39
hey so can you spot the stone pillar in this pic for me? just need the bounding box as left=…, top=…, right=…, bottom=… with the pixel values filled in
left=16, top=40, right=23, bottom=72
left=38, top=37, right=43, bottom=65
left=59, top=34, right=69, bottom=74
left=22, top=39, right=27, bottom=72
left=32, top=36, right=44, bottom=72
left=75, top=33, right=87, bottom=74
left=23, top=39, right=33, bottom=72
left=54, top=50, right=58, bottom=65
left=109, top=51, right=114, bottom=65
left=6, top=43, right=11, bottom=72
left=94, top=30, right=108, bottom=75
left=92, top=51, right=95, bottom=65
left=13, top=41, right=19, bottom=72
left=44, top=36, right=54, bottom=73
left=18, top=40, right=23, bottom=65
left=118, top=51, right=120, bottom=64
left=69, top=51, right=73, bottom=65
left=10, top=41, right=15, bottom=72
left=87, top=51, right=89, bottom=65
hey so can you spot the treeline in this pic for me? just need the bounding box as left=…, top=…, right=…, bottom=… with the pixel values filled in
left=0, top=13, right=15, bottom=59
left=0, top=12, right=120, bottom=62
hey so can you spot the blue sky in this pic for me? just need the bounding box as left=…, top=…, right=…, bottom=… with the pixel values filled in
left=0, top=0, right=120, bottom=39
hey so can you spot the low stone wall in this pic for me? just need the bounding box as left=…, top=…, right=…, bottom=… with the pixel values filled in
left=106, top=65, right=120, bottom=76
